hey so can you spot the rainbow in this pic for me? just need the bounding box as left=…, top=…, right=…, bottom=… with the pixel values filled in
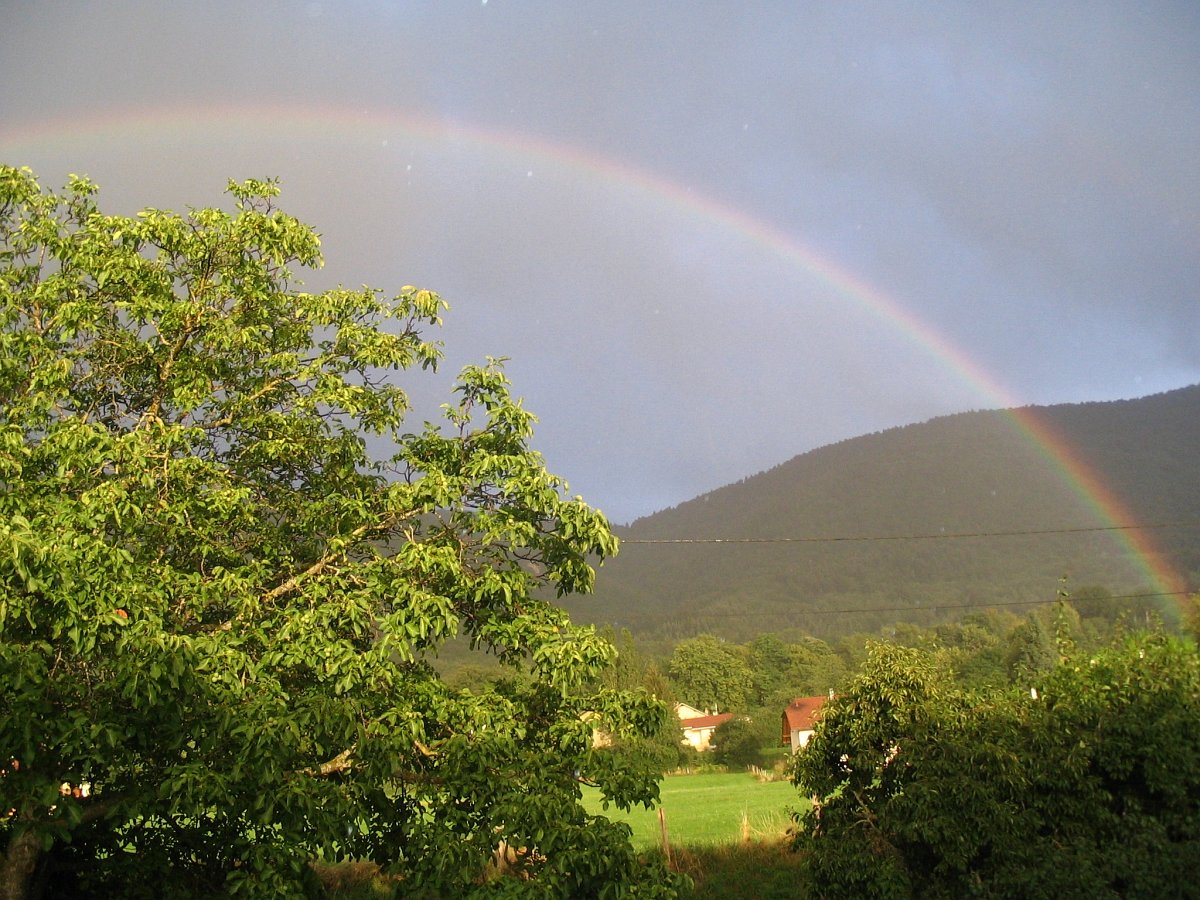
left=0, top=102, right=1187, bottom=598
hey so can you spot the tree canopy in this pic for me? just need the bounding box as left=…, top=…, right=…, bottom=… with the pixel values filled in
left=667, top=634, right=752, bottom=713
left=791, top=631, right=1200, bottom=898
left=0, top=167, right=681, bottom=898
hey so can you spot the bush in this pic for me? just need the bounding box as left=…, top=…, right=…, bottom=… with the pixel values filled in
left=712, top=711, right=781, bottom=769
left=792, top=635, right=1200, bottom=898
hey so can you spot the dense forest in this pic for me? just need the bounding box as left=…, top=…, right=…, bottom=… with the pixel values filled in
left=564, top=386, right=1200, bottom=640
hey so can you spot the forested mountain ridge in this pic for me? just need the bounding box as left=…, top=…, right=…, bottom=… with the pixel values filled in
left=565, top=385, right=1200, bottom=640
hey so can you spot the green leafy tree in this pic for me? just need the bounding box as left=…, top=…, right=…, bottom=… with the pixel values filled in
left=595, top=702, right=686, bottom=778
left=792, top=634, right=1200, bottom=898
left=668, top=634, right=752, bottom=713
left=746, top=633, right=791, bottom=707
left=1183, top=593, right=1200, bottom=642
left=596, top=626, right=646, bottom=693
left=711, top=711, right=779, bottom=770
left=588, top=630, right=685, bottom=774
left=0, top=168, right=682, bottom=898
left=788, top=636, right=849, bottom=697
left=1068, top=584, right=1127, bottom=625
left=1003, top=607, right=1058, bottom=684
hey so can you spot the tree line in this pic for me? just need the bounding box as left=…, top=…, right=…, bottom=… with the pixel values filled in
left=552, top=584, right=1186, bottom=773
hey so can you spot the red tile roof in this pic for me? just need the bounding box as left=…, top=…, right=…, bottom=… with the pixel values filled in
left=783, top=696, right=827, bottom=732
left=679, top=712, right=734, bottom=730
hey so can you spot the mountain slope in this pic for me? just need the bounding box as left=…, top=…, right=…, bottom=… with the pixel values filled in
left=564, top=385, right=1200, bottom=640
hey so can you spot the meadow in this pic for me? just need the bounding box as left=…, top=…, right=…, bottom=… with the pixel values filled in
left=579, top=772, right=810, bottom=899
left=581, top=771, right=802, bottom=849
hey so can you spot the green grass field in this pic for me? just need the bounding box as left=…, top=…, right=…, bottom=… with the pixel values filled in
left=582, top=772, right=803, bottom=849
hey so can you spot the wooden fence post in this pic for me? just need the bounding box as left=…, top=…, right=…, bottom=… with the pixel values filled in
left=658, top=807, right=671, bottom=865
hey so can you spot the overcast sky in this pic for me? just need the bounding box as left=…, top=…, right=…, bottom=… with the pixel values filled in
left=3, top=1, right=1198, bottom=524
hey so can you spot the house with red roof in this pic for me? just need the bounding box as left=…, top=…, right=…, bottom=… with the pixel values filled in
left=674, top=702, right=734, bottom=752
left=782, top=695, right=827, bottom=753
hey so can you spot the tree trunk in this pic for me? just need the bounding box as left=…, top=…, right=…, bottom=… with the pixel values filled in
left=0, top=829, right=43, bottom=900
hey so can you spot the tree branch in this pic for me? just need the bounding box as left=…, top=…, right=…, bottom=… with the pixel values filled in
left=303, top=748, right=354, bottom=778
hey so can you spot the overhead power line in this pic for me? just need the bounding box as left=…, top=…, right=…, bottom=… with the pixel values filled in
left=620, top=520, right=1200, bottom=545
left=678, top=589, right=1194, bottom=619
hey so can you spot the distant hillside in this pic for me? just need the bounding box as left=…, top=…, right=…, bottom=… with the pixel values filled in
left=563, top=385, right=1200, bottom=641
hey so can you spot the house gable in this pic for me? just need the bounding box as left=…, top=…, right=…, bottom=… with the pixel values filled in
left=674, top=702, right=707, bottom=721
left=782, top=695, right=827, bottom=753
